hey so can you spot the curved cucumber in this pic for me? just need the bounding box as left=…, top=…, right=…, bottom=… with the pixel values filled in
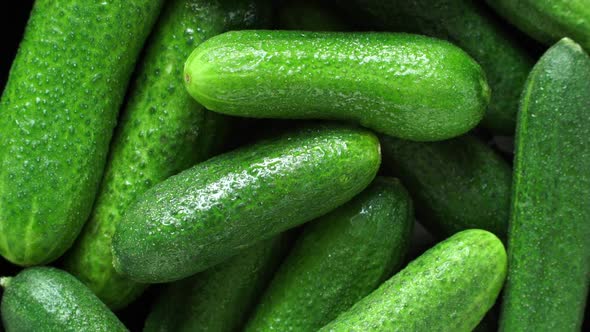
left=112, top=125, right=381, bottom=283
left=245, top=177, right=414, bottom=332
left=499, top=38, right=590, bottom=331
left=380, top=134, right=512, bottom=240
left=320, top=229, right=507, bottom=332
left=63, top=0, right=270, bottom=310
left=184, top=30, right=490, bottom=141
left=1, top=267, right=127, bottom=332
left=0, top=0, right=164, bottom=265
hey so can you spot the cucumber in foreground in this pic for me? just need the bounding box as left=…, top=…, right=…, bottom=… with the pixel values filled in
left=184, top=31, right=490, bottom=141
left=1, top=267, right=127, bottom=332
left=0, top=0, right=164, bottom=265
left=112, top=125, right=381, bottom=283
left=320, top=229, right=507, bottom=332
left=499, top=38, right=590, bottom=331
left=245, top=177, right=414, bottom=332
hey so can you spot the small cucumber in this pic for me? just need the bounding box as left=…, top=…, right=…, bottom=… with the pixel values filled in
left=319, top=229, right=507, bottom=332
left=499, top=38, right=590, bottom=332
left=184, top=31, right=490, bottom=141
left=112, top=125, right=381, bottom=283
left=245, top=177, right=414, bottom=332
left=1, top=267, right=127, bottom=332
left=278, top=0, right=348, bottom=31
left=0, top=0, right=164, bottom=265
left=380, top=134, right=512, bottom=240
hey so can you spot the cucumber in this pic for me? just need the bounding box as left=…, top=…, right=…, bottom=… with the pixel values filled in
left=63, top=0, right=271, bottom=310
left=380, top=134, right=512, bottom=240
left=333, top=0, right=534, bottom=134
left=319, top=229, right=507, bottom=332
left=499, top=38, right=590, bottom=331
left=245, top=177, right=414, bottom=332
left=144, top=233, right=292, bottom=332
left=112, top=125, right=381, bottom=283
left=0, top=0, right=164, bottom=265
left=486, top=0, right=590, bottom=52
left=1, top=267, right=127, bottom=332
left=183, top=31, right=490, bottom=141
left=278, top=0, right=348, bottom=31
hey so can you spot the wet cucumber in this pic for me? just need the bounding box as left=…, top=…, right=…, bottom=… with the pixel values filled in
left=499, top=38, right=590, bottom=331
left=112, top=125, right=381, bottom=283
left=380, top=134, right=512, bottom=240
left=1, top=267, right=127, bottom=332
left=63, top=0, right=271, bottom=310
left=320, top=229, right=507, bottom=332
left=245, top=177, right=414, bottom=332
left=0, top=0, right=164, bottom=265
left=184, top=31, right=490, bottom=141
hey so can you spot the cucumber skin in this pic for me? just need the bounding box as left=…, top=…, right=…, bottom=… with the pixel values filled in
left=0, top=0, right=164, bottom=266
left=1, top=267, right=127, bottom=332
left=245, top=177, right=414, bottom=332
left=380, top=134, right=512, bottom=240
left=112, top=125, right=381, bottom=283
left=499, top=38, right=590, bottom=332
left=320, top=229, right=507, bottom=332
left=184, top=30, right=490, bottom=142
left=144, top=234, right=292, bottom=332
left=63, top=0, right=270, bottom=310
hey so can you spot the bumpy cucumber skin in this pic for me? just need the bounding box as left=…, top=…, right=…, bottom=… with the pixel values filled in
left=278, top=0, right=348, bottom=31
left=486, top=0, right=590, bottom=52
left=144, top=234, right=292, bottom=332
left=245, top=177, right=414, bottom=332
left=63, top=0, right=270, bottom=310
left=184, top=30, right=490, bottom=141
left=112, top=125, right=381, bottom=283
left=499, top=39, right=590, bottom=332
left=0, top=0, right=164, bottom=266
left=320, top=229, right=507, bottom=332
left=380, top=135, right=512, bottom=240
left=1, top=267, right=127, bottom=332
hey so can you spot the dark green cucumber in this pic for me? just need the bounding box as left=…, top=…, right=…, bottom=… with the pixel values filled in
left=112, top=125, right=381, bottom=283
left=245, top=177, right=414, bottom=332
left=184, top=31, right=490, bottom=141
left=1, top=267, right=126, bottom=332
left=144, top=234, right=292, bottom=332
left=279, top=0, right=348, bottom=31
left=487, top=0, right=590, bottom=52
left=499, top=38, right=590, bottom=331
left=63, top=0, right=270, bottom=310
left=0, top=0, right=164, bottom=265
left=320, top=229, right=507, bottom=332
left=380, top=134, right=512, bottom=240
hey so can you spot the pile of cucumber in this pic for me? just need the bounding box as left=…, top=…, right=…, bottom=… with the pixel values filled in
left=0, top=0, right=588, bottom=331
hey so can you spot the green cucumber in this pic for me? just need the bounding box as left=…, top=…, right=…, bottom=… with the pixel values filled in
left=144, top=233, right=292, bottom=332
left=380, top=134, right=512, bottom=240
left=279, top=0, right=348, bottom=31
left=319, top=229, right=507, bottom=332
left=486, top=0, right=590, bottom=52
left=183, top=30, right=490, bottom=141
left=245, top=177, right=414, bottom=332
left=1, top=267, right=127, bottom=332
left=499, top=38, right=590, bottom=331
left=63, top=0, right=271, bottom=310
left=112, top=125, right=381, bottom=283
left=0, top=0, right=164, bottom=265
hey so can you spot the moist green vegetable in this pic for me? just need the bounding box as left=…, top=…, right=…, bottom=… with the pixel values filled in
left=380, top=134, right=512, bottom=240
left=499, top=38, right=590, bottom=332
left=245, top=177, right=414, bottom=332
left=320, top=229, right=507, bottom=332
left=144, top=234, right=292, bottom=332
left=63, top=0, right=270, bottom=310
left=0, top=0, right=164, bottom=266
left=1, top=267, right=127, bottom=332
left=486, top=0, right=590, bottom=51
left=278, top=0, right=348, bottom=31
left=184, top=30, right=490, bottom=141
left=112, top=125, right=381, bottom=283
